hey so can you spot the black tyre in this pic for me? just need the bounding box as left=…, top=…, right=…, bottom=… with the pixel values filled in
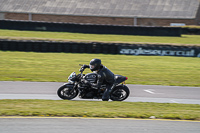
left=110, top=85, right=130, bottom=101
left=57, top=85, right=79, bottom=100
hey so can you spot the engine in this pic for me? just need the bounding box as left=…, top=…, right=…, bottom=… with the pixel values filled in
left=78, top=73, right=98, bottom=99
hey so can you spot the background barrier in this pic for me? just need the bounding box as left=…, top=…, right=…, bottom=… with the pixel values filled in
left=181, top=28, right=200, bottom=35
left=0, top=39, right=200, bottom=57
left=0, top=20, right=181, bottom=36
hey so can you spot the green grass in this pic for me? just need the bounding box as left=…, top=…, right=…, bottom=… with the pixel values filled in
left=182, top=25, right=200, bottom=29
left=0, top=99, right=199, bottom=120
left=1, top=29, right=199, bottom=121
left=0, top=29, right=200, bottom=45
left=0, top=51, right=200, bottom=87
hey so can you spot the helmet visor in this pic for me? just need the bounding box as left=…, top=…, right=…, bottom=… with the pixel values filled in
left=89, top=65, right=95, bottom=70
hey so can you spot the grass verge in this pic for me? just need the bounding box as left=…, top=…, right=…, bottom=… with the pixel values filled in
left=0, top=29, right=200, bottom=46
left=0, top=100, right=199, bottom=120
left=1, top=51, right=200, bottom=87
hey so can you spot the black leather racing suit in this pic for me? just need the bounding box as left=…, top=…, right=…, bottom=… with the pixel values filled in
left=81, top=65, right=115, bottom=101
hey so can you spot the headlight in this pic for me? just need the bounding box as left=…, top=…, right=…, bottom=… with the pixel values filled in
left=68, top=72, right=76, bottom=81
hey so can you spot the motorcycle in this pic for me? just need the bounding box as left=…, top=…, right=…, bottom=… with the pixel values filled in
left=57, top=65, right=130, bottom=101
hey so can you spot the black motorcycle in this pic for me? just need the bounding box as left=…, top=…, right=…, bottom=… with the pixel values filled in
left=57, top=65, right=130, bottom=101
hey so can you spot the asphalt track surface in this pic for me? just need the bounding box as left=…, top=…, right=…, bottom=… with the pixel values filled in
left=0, top=117, right=200, bottom=133
left=1, top=81, right=200, bottom=133
left=0, top=81, right=200, bottom=104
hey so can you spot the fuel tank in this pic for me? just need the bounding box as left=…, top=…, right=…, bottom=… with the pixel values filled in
left=84, top=73, right=97, bottom=83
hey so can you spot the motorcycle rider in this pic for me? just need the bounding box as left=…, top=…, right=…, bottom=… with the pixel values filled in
left=79, top=59, right=115, bottom=101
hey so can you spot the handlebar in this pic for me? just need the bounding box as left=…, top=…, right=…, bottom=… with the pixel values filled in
left=79, top=64, right=89, bottom=73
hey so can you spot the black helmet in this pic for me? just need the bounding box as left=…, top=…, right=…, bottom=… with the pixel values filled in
left=89, top=59, right=101, bottom=71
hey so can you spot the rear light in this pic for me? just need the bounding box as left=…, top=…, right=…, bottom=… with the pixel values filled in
left=125, top=77, right=128, bottom=80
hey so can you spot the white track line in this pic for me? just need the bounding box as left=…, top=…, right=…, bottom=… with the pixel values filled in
left=144, top=89, right=155, bottom=94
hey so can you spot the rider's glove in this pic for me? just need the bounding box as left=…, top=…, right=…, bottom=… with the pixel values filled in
left=79, top=68, right=84, bottom=72
left=79, top=65, right=89, bottom=72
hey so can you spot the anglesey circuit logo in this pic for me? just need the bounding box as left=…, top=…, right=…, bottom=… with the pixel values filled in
left=120, top=48, right=196, bottom=57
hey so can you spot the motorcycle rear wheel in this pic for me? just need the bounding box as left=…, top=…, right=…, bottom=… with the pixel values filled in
left=110, top=85, right=130, bottom=101
left=57, top=85, right=79, bottom=100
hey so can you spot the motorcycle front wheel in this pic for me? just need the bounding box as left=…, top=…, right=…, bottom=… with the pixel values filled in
left=57, top=85, right=79, bottom=100
left=110, top=85, right=130, bottom=101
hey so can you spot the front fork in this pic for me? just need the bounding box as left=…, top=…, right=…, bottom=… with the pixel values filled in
left=63, top=82, right=77, bottom=94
